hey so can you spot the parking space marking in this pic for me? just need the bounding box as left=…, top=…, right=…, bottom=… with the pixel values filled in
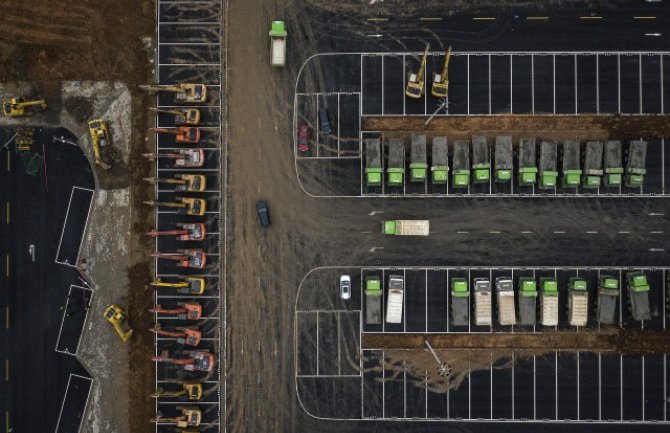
left=54, top=374, right=92, bottom=433
left=55, top=186, right=94, bottom=267
left=54, top=285, right=92, bottom=356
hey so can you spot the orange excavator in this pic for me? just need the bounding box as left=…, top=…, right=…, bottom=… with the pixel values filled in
left=144, top=174, right=206, bottom=192
left=150, top=107, right=201, bottom=125
left=146, top=223, right=207, bottom=241
left=152, top=249, right=207, bottom=269
left=152, top=350, right=216, bottom=372
left=143, top=149, right=205, bottom=168
left=150, top=277, right=206, bottom=295
left=151, top=406, right=202, bottom=427
left=153, top=126, right=201, bottom=144
left=143, top=197, right=206, bottom=216
left=150, top=303, right=203, bottom=320
left=150, top=323, right=202, bottom=346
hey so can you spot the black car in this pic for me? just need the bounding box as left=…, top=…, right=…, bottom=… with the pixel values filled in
left=319, top=107, right=332, bottom=134
left=256, top=200, right=270, bottom=227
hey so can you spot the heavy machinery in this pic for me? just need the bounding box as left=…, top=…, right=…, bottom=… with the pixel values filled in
left=410, top=134, right=427, bottom=182
left=152, top=350, right=216, bottom=372
left=562, top=140, right=582, bottom=188
left=597, top=275, right=619, bottom=325
left=103, top=304, right=134, bottom=342
left=365, top=138, right=383, bottom=187
left=269, top=20, right=287, bottom=67
left=153, top=126, right=201, bottom=144
left=144, top=174, right=206, bottom=192
left=452, top=140, right=470, bottom=188
left=88, top=119, right=112, bottom=170
left=152, top=249, right=207, bottom=269
left=152, top=407, right=202, bottom=427
left=472, top=135, right=490, bottom=183
left=431, top=46, right=452, bottom=99
left=431, top=136, right=449, bottom=184
left=152, top=382, right=203, bottom=401
left=582, top=141, right=604, bottom=188
left=151, top=277, right=206, bottom=295
left=450, top=277, right=469, bottom=326
left=495, top=276, right=516, bottom=326
left=150, top=107, right=201, bottom=125
left=473, top=278, right=492, bottom=326
left=1, top=97, right=46, bottom=117
left=625, top=140, right=647, bottom=187
left=518, top=277, right=537, bottom=326
left=382, top=219, right=430, bottom=236
left=405, top=45, right=429, bottom=99
left=140, top=84, right=207, bottom=103
left=143, top=197, right=206, bottom=216
left=626, top=272, right=651, bottom=321
left=143, top=149, right=205, bottom=168
left=567, top=277, right=588, bottom=326
left=150, top=323, right=202, bottom=347
left=494, top=135, right=513, bottom=183
left=364, top=274, right=382, bottom=325
left=387, top=138, right=405, bottom=187
left=538, top=141, right=558, bottom=189
left=539, top=277, right=559, bottom=326
left=603, top=140, right=624, bottom=187
left=146, top=223, right=207, bottom=241
left=518, top=138, right=538, bottom=186
left=150, top=303, right=203, bottom=320
left=385, top=275, right=404, bottom=324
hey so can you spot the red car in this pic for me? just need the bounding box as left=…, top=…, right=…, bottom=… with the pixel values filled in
left=298, top=123, right=310, bottom=152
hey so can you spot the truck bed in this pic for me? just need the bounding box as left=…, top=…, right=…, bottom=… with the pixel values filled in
left=518, top=296, right=536, bottom=325
left=472, top=135, right=489, bottom=165
left=583, top=141, right=604, bottom=172
left=604, top=140, right=623, bottom=168
left=495, top=135, right=513, bottom=169
left=411, top=134, right=427, bottom=164
left=626, top=140, right=648, bottom=171
left=387, top=138, right=405, bottom=168
left=497, top=291, right=517, bottom=325
left=365, top=293, right=382, bottom=324
left=569, top=292, right=588, bottom=326
left=539, top=141, right=558, bottom=171
left=453, top=140, right=470, bottom=170
left=540, top=295, right=559, bottom=326
left=365, top=138, right=381, bottom=169
left=562, top=140, right=581, bottom=171
left=432, top=136, right=448, bottom=166
left=395, top=220, right=430, bottom=236
left=451, top=297, right=469, bottom=326
left=519, top=138, right=537, bottom=168
left=597, top=291, right=618, bottom=325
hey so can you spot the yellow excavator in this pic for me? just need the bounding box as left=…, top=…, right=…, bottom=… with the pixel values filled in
left=405, top=45, right=430, bottom=99
left=431, top=46, right=452, bottom=99
left=1, top=97, right=47, bottom=117
left=152, top=382, right=203, bottom=401
left=143, top=197, right=206, bottom=216
left=103, top=304, right=134, bottom=342
left=87, top=119, right=112, bottom=170
left=140, top=84, right=207, bottom=103
left=150, top=277, right=206, bottom=295
left=152, top=407, right=202, bottom=428
left=150, top=107, right=201, bottom=126
left=144, top=174, right=206, bottom=192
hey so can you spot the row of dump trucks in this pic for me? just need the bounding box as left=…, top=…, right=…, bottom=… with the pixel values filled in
left=364, top=271, right=652, bottom=326
left=365, top=136, right=648, bottom=189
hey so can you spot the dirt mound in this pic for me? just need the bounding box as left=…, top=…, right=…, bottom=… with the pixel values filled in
left=63, top=97, right=93, bottom=124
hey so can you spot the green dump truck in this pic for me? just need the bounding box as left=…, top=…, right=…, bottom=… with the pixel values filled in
left=518, top=277, right=537, bottom=326
left=518, top=138, right=538, bottom=186
left=582, top=141, right=604, bottom=188
left=603, top=140, right=623, bottom=187
left=387, top=138, right=405, bottom=187
left=472, top=135, right=491, bottom=183
left=540, top=277, right=559, bottom=326
left=539, top=141, right=558, bottom=189
left=269, top=21, right=287, bottom=67
left=365, top=138, right=383, bottom=186
left=625, top=140, right=647, bottom=187
left=365, top=275, right=382, bottom=325
left=410, top=134, right=427, bottom=182
left=452, top=140, right=470, bottom=188
left=382, top=219, right=430, bottom=236
left=495, top=135, right=513, bottom=183
left=450, top=277, right=470, bottom=326
left=597, top=275, right=619, bottom=325
left=431, top=136, right=449, bottom=184
left=568, top=277, right=588, bottom=326
left=626, top=272, right=651, bottom=321
left=562, top=140, right=582, bottom=188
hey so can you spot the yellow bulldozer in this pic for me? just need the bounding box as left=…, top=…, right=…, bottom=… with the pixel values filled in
left=103, top=304, right=133, bottom=342
left=1, top=97, right=47, bottom=117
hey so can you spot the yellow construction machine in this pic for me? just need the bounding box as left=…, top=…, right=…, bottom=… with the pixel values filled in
left=87, top=119, right=112, bottom=170
left=152, top=407, right=202, bottom=428
left=151, top=382, right=203, bottom=401
left=140, top=84, right=207, bottom=103
left=144, top=174, right=206, bottom=192
left=103, top=304, right=134, bottom=342
left=405, top=45, right=430, bottom=99
left=143, top=197, right=206, bottom=216
left=431, top=46, right=452, bottom=99
left=150, top=108, right=201, bottom=125
left=1, top=97, right=47, bottom=117
left=150, top=277, right=206, bottom=295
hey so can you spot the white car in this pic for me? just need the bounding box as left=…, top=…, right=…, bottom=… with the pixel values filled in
left=340, top=274, right=351, bottom=300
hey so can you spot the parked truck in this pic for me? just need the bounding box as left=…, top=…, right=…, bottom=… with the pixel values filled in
left=626, top=272, right=651, bottom=321
left=365, top=275, right=382, bottom=325
left=431, top=136, right=449, bottom=184
left=625, top=140, right=647, bottom=187
left=382, top=219, right=430, bottom=236
left=450, top=277, right=470, bottom=326
left=562, top=140, right=582, bottom=188
left=365, top=138, right=383, bottom=186
left=494, top=135, right=513, bottom=182
left=582, top=141, right=604, bottom=188
left=386, top=275, right=405, bottom=323
left=518, top=138, right=538, bottom=186
left=603, top=140, right=624, bottom=187
left=540, top=277, right=559, bottom=326
left=518, top=277, right=538, bottom=326
left=474, top=278, right=492, bottom=326
left=539, top=141, right=558, bottom=189
left=472, top=135, right=491, bottom=183
left=597, top=275, right=619, bottom=325
left=410, top=134, right=428, bottom=182
left=495, top=276, right=516, bottom=326
left=269, top=21, right=287, bottom=67
left=387, top=138, right=405, bottom=187
left=452, top=140, right=470, bottom=188
left=568, top=277, right=588, bottom=326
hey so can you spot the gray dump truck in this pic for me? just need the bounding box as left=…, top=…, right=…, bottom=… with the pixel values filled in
left=450, top=277, right=470, bottom=326
left=518, top=277, right=538, bottom=325
left=625, top=140, right=647, bottom=188
left=603, top=140, right=624, bottom=187
left=452, top=140, right=471, bottom=188
left=472, top=135, right=491, bottom=183
left=365, top=138, right=383, bottom=187
left=518, top=138, right=538, bottom=186
left=539, top=140, right=558, bottom=189
left=627, top=272, right=651, bottom=321
left=582, top=141, right=604, bottom=188
left=495, top=135, right=513, bottom=183
left=562, top=140, right=582, bottom=188
left=410, top=134, right=428, bottom=182
left=365, top=275, right=382, bottom=325
left=431, top=136, right=449, bottom=184
left=387, top=138, right=405, bottom=187
left=597, top=275, right=619, bottom=325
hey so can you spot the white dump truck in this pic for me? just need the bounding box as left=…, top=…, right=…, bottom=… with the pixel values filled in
left=385, top=275, right=405, bottom=323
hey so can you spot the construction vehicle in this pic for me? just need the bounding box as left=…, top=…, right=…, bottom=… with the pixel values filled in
left=582, top=141, right=604, bottom=188
left=625, top=140, right=647, bottom=187
left=518, top=138, right=538, bottom=186
left=364, top=275, right=382, bottom=325
left=494, top=135, right=513, bottom=183
left=450, top=277, right=469, bottom=326
left=382, top=219, right=429, bottom=236
left=150, top=323, right=202, bottom=347
left=538, top=141, right=558, bottom=189
left=146, top=223, right=207, bottom=241
left=88, top=119, right=112, bottom=170
left=405, top=45, right=429, bottom=99
left=143, top=197, right=206, bottom=216
left=153, top=350, right=216, bottom=372
left=150, top=303, right=203, bottom=320
left=603, top=140, right=624, bottom=187
left=472, top=135, right=490, bottom=183
left=410, top=134, right=428, bottom=182
left=452, top=140, right=470, bottom=188
left=151, top=277, right=206, bottom=295
left=385, top=275, right=404, bottom=324
left=495, top=276, right=517, bottom=326
left=140, top=84, right=207, bottom=103
left=269, top=21, right=287, bottom=67
left=143, top=149, right=205, bottom=168
left=597, top=275, right=619, bottom=325
left=150, top=107, right=201, bottom=125
left=518, top=277, right=537, bottom=326
left=431, top=46, right=452, bottom=99
left=152, top=407, right=202, bottom=427
left=152, top=249, right=207, bottom=269
left=365, top=138, right=383, bottom=187
left=431, top=136, right=449, bottom=184
left=568, top=278, right=588, bottom=326
left=562, top=140, right=582, bottom=188
left=1, top=97, right=46, bottom=117
left=152, top=382, right=203, bottom=401
left=539, top=277, right=559, bottom=326
left=473, top=278, right=492, bottom=326
left=387, top=138, right=405, bottom=187
left=626, top=272, right=651, bottom=321
left=153, top=126, right=201, bottom=144
left=144, top=174, right=206, bottom=192
left=103, top=304, right=134, bottom=342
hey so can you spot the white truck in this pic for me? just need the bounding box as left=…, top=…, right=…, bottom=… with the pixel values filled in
left=385, top=275, right=405, bottom=324
left=474, top=279, right=492, bottom=326
left=495, top=276, right=517, bottom=325
left=382, top=220, right=430, bottom=236
left=269, top=21, right=287, bottom=67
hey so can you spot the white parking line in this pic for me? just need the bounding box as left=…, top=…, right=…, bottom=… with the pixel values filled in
left=618, top=54, right=622, bottom=113
left=54, top=374, right=93, bottom=433
left=55, top=186, right=94, bottom=267
left=574, top=53, right=578, bottom=114
left=488, top=54, right=492, bottom=114
left=553, top=54, right=556, bottom=114
left=639, top=53, right=643, bottom=114
left=596, top=54, right=600, bottom=113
